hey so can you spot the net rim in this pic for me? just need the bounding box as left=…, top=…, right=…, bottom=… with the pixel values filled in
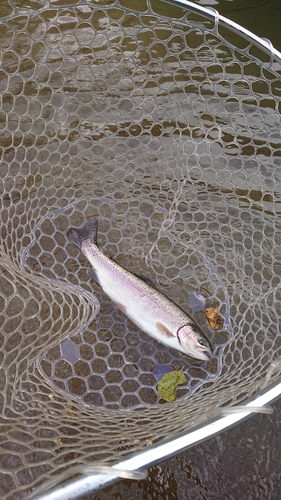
left=163, top=0, right=281, bottom=64
left=27, top=375, right=281, bottom=500
left=1, top=0, right=281, bottom=64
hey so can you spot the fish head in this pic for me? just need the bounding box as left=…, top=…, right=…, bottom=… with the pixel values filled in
left=177, top=324, right=213, bottom=361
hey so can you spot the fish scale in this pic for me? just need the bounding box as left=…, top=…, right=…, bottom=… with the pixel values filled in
left=67, top=219, right=212, bottom=361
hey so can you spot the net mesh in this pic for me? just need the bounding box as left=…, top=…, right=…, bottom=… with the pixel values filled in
left=1, top=0, right=281, bottom=497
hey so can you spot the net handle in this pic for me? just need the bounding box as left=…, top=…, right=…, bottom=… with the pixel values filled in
left=28, top=376, right=281, bottom=500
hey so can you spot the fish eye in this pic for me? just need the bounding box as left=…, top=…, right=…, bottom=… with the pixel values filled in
left=198, top=337, right=209, bottom=348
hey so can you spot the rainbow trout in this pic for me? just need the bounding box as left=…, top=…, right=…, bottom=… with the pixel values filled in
left=67, top=219, right=212, bottom=361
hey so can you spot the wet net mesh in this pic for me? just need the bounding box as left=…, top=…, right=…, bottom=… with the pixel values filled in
left=1, top=0, right=281, bottom=497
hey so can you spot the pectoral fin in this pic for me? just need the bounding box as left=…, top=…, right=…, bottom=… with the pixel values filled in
left=156, top=322, right=174, bottom=338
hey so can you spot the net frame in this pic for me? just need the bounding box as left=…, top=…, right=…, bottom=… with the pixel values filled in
left=1, top=0, right=281, bottom=498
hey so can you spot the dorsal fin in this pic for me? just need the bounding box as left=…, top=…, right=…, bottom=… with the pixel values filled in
left=134, top=273, right=158, bottom=290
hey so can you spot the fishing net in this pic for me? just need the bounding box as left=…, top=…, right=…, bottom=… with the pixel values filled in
left=1, top=0, right=281, bottom=497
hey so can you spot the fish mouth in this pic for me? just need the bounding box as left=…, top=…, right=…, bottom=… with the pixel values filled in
left=196, top=352, right=211, bottom=362
left=196, top=347, right=212, bottom=361
left=203, top=350, right=212, bottom=360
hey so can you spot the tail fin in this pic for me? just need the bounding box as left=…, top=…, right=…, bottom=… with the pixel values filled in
left=66, top=219, right=98, bottom=249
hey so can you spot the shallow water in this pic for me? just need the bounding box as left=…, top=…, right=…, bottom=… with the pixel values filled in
left=86, top=408, right=281, bottom=499
left=0, top=0, right=281, bottom=498
left=90, top=398, right=281, bottom=500
left=86, top=1, right=281, bottom=498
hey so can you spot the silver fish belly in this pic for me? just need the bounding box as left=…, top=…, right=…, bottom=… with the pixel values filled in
left=66, top=219, right=212, bottom=361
